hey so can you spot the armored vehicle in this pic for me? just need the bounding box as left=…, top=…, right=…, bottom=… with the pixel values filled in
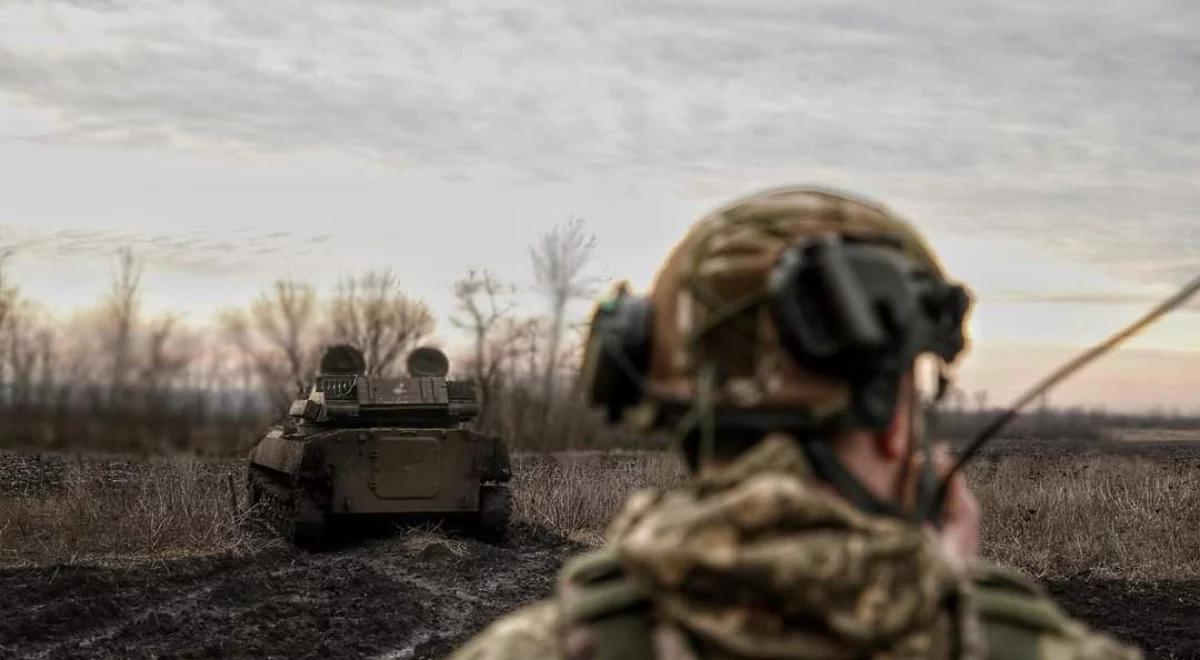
left=247, top=345, right=512, bottom=546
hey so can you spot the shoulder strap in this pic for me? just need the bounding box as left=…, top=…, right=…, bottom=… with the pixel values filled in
left=973, top=564, right=1073, bottom=660
left=560, top=547, right=659, bottom=660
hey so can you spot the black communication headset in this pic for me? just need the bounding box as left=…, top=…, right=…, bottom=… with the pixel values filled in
left=586, top=290, right=656, bottom=423
left=587, top=234, right=969, bottom=425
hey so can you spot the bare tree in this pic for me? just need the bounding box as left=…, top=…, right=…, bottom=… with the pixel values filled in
left=0, top=250, right=15, bottom=339
left=329, top=270, right=434, bottom=376
left=0, top=251, right=20, bottom=398
left=102, top=248, right=142, bottom=400
left=488, top=316, right=544, bottom=443
left=140, top=316, right=191, bottom=399
left=223, top=279, right=323, bottom=413
left=530, top=218, right=597, bottom=400
left=34, top=324, right=58, bottom=410
left=5, top=301, right=38, bottom=407
left=256, top=279, right=320, bottom=394
left=451, top=270, right=515, bottom=410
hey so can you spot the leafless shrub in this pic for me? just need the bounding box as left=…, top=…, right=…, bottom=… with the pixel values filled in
left=0, top=458, right=266, bottom=567
left=511, top=451, right=686, bottom=544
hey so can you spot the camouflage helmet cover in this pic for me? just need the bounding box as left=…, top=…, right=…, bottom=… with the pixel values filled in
left=613, top=186, right=959, bottom=425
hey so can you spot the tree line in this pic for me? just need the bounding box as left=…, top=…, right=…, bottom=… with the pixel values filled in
left=2, top=218, right=1195, bottom=456
left=0, top=220, right=605, bottom=454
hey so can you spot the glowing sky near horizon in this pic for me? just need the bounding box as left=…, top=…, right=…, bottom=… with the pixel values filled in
left=1, top=0, right=1198, bottom=411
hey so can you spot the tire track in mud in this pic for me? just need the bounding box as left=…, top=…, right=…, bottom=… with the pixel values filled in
left=3, top=536, right=1198, bottom=659
left=0, top=532, right=576, bottom=660
left=358, top=538, right=575, bottom=659
left=25, top=583, right=221, bottom=660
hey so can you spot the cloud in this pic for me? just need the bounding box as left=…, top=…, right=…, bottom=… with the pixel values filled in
left=0, top=0, right=1198, bottom=283
left=994, top=291, right=1200, bottom=311
left=0, top=225, right=330, bottom=274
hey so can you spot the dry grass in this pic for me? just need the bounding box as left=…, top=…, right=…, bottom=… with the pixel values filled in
left=0, top=458, right=265, bottom=567
left=511, top=448, right=1200, bottom=581
left=5, top=445, right=1199, bottom=583
left=971, top=455, right=1200, bottom=580
left=398, top=525, right=471, bottom=558
left=511, top=451, right=686, bottom=544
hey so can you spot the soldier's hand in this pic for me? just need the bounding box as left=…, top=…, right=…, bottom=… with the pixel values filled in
left=929, top=446, right=980, bottom=563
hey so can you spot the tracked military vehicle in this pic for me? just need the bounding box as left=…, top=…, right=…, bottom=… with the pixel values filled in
left=247, top=345, right=512, bottom=546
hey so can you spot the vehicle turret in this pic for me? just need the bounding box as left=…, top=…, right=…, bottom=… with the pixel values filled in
left=288, top=346, right=480, bottom=427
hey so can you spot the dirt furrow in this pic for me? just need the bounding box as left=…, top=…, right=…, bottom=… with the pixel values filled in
left=0, top=533, right=574, bottom=660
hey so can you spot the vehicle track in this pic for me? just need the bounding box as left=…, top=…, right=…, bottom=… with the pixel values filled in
left=0, top=531, right=575, bottom=660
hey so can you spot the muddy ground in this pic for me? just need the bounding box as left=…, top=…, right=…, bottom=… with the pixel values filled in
left=1047, top=579, right=1200, bottom=660
left=1, top=536, right=1197, bottom=660
left=0, top=531, right=577, bottom=660
left=3, top=446, right=1200, bottom=659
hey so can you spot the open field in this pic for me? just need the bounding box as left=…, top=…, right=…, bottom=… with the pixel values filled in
left=2, top=439, right=1200, bottom=659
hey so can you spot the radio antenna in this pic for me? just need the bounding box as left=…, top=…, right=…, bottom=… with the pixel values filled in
left=936, top=274, right=1200, bottom=503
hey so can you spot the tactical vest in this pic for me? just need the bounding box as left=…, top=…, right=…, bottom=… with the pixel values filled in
left=560, top=548, right=1081, bottom=660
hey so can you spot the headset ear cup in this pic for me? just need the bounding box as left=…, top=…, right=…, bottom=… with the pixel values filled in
left=768, top=237, right=931, bottom=430
left=769, top=237, right=901, bottom=381
left=585, top=294, right=654, bottom=421
left=930, top=283, right=971, bottom=362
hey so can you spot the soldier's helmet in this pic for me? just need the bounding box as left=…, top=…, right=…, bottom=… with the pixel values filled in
left=581, top=186, right=972, bottom=436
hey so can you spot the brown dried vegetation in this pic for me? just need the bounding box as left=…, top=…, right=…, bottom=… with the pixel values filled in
left=4, top=444, right=1199, bottom=586
left=4, top=447, right=1199, bottom=582
left=971, top=454, right=1200, bottom=580
left=510, top=452, right=686, bottom=544
left=0, top=457, right=266, bottom=567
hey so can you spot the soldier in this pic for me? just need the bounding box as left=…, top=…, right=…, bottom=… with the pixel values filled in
left=452, top=187, right=1141, bottom=660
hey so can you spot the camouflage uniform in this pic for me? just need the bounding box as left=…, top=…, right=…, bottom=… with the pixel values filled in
left=452, top=188, right=1142, bottom=660
left=452, top=436, right=1138, bottom=660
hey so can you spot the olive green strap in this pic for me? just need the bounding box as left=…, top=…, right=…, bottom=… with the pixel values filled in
left=984, top=620, right=1042, bottom=660
left=563, top=580, right=650, bottom=623
left=976, top=589, right=1069, bottom=635
left=562, top=547, right=626, bottom=584
left=561, top=549, right=658, bottom=660
left=975, top=564, right=1072, bottom=660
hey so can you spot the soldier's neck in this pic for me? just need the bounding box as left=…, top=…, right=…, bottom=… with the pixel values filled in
left=830, top=429, right=907, bottom=508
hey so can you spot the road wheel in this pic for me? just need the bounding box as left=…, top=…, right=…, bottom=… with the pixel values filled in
left=475, top=485, right=512, bottom=543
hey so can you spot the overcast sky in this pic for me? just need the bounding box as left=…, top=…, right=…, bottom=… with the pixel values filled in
left=1, top=0, right=1198, bottom=410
